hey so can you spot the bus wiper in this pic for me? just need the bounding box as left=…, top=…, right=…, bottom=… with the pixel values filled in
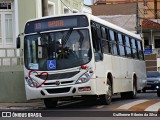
left=62, top=28, right=73, bottom=46
left=77, top=30, right=84, bottom=48
left=57, top=28, right=73, bottom=59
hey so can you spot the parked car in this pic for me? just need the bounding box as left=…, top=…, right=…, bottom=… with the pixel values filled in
left=143, top=71, right=160, bottom=93
left=157, top=85, right=160, bottom=97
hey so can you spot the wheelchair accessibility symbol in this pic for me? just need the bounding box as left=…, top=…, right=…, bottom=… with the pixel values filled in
left=47, top=60, right=56, bottom=70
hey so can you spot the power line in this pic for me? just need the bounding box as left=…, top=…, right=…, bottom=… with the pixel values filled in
left=60, top=0, right=72, bottom=13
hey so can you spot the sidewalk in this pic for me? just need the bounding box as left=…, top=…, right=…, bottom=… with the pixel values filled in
left=0, top=100, right=44, bottom=110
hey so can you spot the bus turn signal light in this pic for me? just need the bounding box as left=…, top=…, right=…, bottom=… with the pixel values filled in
left=81, top=65, right=87, bottom=70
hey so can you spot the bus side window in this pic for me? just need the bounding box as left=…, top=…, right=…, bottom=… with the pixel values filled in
left=109, top=30, right=118, bottom=55
left=117, top=33, right=125, bottom=56
left=101, top=27, right=111, bottom=54
left=137, top=41, right=144, bottom=60
left=131, top=38, right=138, bottom=59
left=91, top=22, right=103, bottom=61
left=125, top=36, right=132, bottom=58
left=114, top=32, right=120, bottom=56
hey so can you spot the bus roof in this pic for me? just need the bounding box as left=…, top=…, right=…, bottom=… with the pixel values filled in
left=25, top=13, right=141, bottom=40
left=86, top=14, right=141, bottom=40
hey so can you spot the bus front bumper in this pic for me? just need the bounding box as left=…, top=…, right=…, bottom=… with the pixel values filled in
left=25, top=80, right=97, bottom=100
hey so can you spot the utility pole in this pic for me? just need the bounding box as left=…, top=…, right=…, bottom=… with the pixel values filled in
left=154, top=0, right=157, bottom=19
left=136, top=0, right=139, bottom=33
left=42, top=0, right=48, bottom=16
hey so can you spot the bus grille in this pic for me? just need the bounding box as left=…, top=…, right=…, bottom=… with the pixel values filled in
left=44, top=81, right=74, bottom=86
left=46, top=87, right=71, bottom=94
left=36, top=71, right=79, bottom=80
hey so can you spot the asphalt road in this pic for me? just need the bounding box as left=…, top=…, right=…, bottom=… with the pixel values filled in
left=2, top=90, right=160, bottom=120
left=44, top=90, right=160, bottom=112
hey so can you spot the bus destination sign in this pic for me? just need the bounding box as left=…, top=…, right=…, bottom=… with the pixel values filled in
left=34, top=19, right=71, bottom=30
left=24, top=15, right=89, bottom=34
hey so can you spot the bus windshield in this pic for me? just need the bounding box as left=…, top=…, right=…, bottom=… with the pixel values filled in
left=24, top=29, right=91, bottom=71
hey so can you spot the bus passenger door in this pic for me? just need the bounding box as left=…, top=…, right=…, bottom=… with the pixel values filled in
left=91, top=22, right=106, bottom=94
left=91, top=23, right=103, bottom=62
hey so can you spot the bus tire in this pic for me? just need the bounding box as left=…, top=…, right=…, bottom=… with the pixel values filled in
left=100, top=79, right=112, bottom=105
left=121, top=79, right=137, bottom=99
left=44, top=98, right=58, bottom=109
left=128, top=80, right=137, bottom=99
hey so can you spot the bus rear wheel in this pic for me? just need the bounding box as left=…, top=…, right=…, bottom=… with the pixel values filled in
left=100, top=79, right=112, bottom=105
left=44, top=98, right=58, bottom=109
left=121, top=80, right=137, bottom=99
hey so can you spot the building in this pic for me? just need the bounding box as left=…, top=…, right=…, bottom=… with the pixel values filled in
left=0, top=0, right=84, bottom=49
left=138, top=0, right=160, bottom=71
left=92, top=0, right=160, bottom=71
left=92, top=2, right=137, bottom=32
left=0, top=0, right=87, bottom=102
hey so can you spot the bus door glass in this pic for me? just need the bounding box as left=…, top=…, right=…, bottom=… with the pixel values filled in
left=91, top=22, right=103, bottom=61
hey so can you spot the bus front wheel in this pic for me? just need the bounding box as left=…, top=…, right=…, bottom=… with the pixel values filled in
left=44, top=98, right=58, bottom=109
left=100, top=79, right=112, bottom=105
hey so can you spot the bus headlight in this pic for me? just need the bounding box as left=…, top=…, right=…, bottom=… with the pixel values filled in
left=26, top=78, right=40, bottom=87
left=76, top=70, right=93, bottom=84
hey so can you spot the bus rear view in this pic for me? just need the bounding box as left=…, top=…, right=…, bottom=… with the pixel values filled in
left=23, top=14, right=96, bottom=108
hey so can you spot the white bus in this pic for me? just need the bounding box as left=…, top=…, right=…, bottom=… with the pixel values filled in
left=17, top=13, right=146, bottom=108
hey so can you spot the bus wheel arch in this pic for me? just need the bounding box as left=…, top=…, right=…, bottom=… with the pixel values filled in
left=100, top=72, right=113, bottom=105
left=121, top=73, right=137, bottom=99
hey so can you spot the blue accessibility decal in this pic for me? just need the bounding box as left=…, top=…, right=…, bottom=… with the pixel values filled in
left=47, top=60, right=56, bottom=70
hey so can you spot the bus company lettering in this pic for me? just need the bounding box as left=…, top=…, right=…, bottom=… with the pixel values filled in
left=48, top=20, right=64, bottom=28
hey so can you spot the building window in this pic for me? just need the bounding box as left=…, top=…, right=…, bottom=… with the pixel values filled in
left=154, top=39, right=160, bottom=48
left=144, top=10, right=148, bottom=14
left=144, top=1, right=148, bottom=6
left=144, top=39, right=150, bottom=48
left=0, top=0, right=14, bottom=48
left=5, top=14, right=13, bottom=43
left=0, top=2, right=11, bottom=9
left=48, top=1, right=55, bottom=16
left=64, top=7, right=70, bottom=14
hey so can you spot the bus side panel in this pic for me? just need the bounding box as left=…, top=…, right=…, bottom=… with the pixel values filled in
left=124, top=59, right=146, bottom=92
left=135, top=61, right=146, bottom=90
left=95, top=54, right=112, bottom=95
left=111, top=56, right=123, bottom=93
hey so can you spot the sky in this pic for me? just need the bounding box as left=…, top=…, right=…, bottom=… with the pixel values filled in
left=84, top=0, right=93, bottom=5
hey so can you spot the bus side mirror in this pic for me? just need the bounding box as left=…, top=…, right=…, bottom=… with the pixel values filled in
left=16, top=36, right=21, bottom=48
